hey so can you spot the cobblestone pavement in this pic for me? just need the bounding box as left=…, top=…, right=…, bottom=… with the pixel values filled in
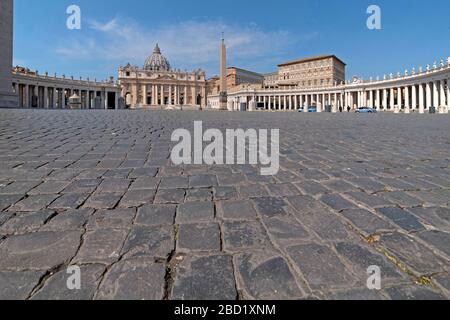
left=0, top=109, right=449, bottom=300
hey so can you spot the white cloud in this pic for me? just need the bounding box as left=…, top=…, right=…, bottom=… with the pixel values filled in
left=55, top=17, right=317, bottom=75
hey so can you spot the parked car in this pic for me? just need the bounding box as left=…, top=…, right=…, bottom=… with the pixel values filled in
left=298, top=106, right=317, bottom=113
left=355, top=107, right=377, bottom=113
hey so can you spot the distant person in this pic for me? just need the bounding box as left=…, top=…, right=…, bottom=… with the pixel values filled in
left=347, top=106, right=351, bottom=112
left=339, top=106, right=343, bottom=112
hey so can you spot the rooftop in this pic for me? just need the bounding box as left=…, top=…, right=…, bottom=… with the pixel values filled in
left=278, top=55, right=347, bottom=67
left=227, top=67, right=264, bottom=77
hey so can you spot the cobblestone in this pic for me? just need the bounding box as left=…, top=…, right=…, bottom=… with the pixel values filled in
left=0, top=109, right=449, bottom=300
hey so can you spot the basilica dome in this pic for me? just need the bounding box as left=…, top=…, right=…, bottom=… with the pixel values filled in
left=143, top=44, right=171, bottom=71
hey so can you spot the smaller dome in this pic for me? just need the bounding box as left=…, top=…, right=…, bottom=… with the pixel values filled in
left=144, top=44, right=171, bottom=71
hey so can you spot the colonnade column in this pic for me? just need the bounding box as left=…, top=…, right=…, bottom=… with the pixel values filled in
left=23, top=85, right=29, bottom=108
left=447, top=78, right=450, bottom=108
left=383, top=89, right=387, bottom=110
left=433, top=80, right=439, bottom=108
left=439, top=80, right=446, bottom=107
left=43, top=87, right=49, bottom=108
left=375, top=90, right=380, bottom=110
left=104, top=91, right=108, bottom=109
left=419, top=83, right=425, bottom=114
left=390, top=88, right=395, bottom=110
left=426, top=82, right=432, bottom=109
left=405, top=86, right=410, bottom=113
left=411, top=85, right=417, bottom=111
left=53, top=87, right=58, bottom=108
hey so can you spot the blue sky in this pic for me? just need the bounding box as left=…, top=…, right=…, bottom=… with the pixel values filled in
left=13, top=0, right=450, bottom=81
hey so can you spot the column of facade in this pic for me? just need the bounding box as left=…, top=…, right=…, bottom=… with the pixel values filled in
left=150, top=85, right=154, bottom=105
left=316, top=94, right=322, bottom=112
left=426, top=82, right=432, bottom=109
left=86, top=89, right=89, bottom=109
left=411, top=85, right=417, bottom=111
left=52, top=87, right=58, bottom=108
left=32, top=86, right=38, bottom=108
left=389, top=88, right=394, bottom=110
left=131, top=85, right=138, bottom=107
left=157, top=85, right=161, bottom=105
left=382, top=89, right=387, bottom=110
left=339, top=93, right=343, bottom=111
left=23, top=84, right=29, bottom=108
left=368, top=90, right=373, bottom=107
left=191, top=86, right=196, bottom=106
left=419, top=83, right=425, bottom=113
left=397, top=87, right=402, bottom=109
left=104, top=91, right=109, bottom=109
left=433, top=80, right=439, bottom=108
left=357, top=91, right=361, bottom=107
left=112, top=91, right=117, bottom=110
left=375, top=89, right=380, bottom=110
left=439, top=80, right=445, bottom=107
left=344, top=92, right=348, bottom=109
left=447, top=78, right=450, bottom=108
left=142, top=84, right=147, bottom=105
left=169, top=85, right=173, bottom=105
left=404, top=86, right=410, bottom=113
left=43, top=87, right=49, bottom=108
left=84, top=90, right=88, bottom=109
left=160, top=85, right=164, bottom=105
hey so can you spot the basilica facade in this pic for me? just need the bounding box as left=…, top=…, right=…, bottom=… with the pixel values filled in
left=118, top=44, right=207, bottom=109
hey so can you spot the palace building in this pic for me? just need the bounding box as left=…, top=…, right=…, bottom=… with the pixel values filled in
left=118, top=44, right=207, bottom=109
left=277, top=55, right=346, bottom=88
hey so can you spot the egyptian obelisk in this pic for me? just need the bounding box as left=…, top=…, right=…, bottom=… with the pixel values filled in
left=219, top=35, right=228, bottom=110
left=0, top=0, right=17, bottom=108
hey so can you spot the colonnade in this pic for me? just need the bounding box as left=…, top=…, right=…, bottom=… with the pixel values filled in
left=11, top=72, right=121, bottom=109
left=126, top=83, right=206, bottom=108
left=213, top=60, right=450, bottom=114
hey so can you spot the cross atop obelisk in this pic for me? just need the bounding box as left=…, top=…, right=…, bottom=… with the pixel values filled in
left=219, top=33, right=228, bottom=110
